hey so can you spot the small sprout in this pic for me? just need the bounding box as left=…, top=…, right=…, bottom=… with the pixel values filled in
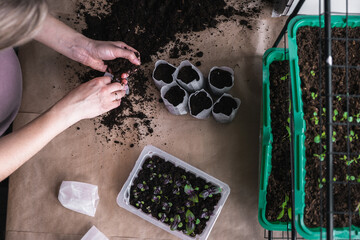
left=195, top=187, right=199, bottom=191
left=173, top=187, right=181, bottom=195
left=185, top=210, right=195, bottom=236
left=333, top=177, right=337, bottom=182
left=313, top=153, right=325, bottom=161
left=341, top=112, right=348, bottom=121
left=333, top=109, right=338, bottom=121
left=151, top=195, right=161, bottom=204
left=346, top=175, right=355, bottom=181
left=321, top=108, right=326, bottom=117
left=311, top=92, right=318, bottom=100
left=170, top=215, right=181, bottom=231
left=310, top=70, right=316, bottom=76
left=146, top=161, right=156, bottom=170
left=288, top=207, right=292, bottom=220
left=314, top=135, right=321, bottom=143
left=345, top=130, right=358, bottom=142
left=153, top=186, right=162, bottom=195
left=199, top=186, right=222, bottom=199
left=185, top=201, right=193, bottom=208
left=336, top=95, right=342, bottom=101
left=311, top=112, right=319, bottom=125
left=163, top=174, right=173, bottom=185
left=158, top=213, right=167, bottom=222
left=137, top=182, right=149, bottom=192
left=200, top=208, right=210, bottom=219
left=162, top=202, right=173, bottom=212
left=146, top=206, right=151, bottom=213
left=196, top=219, right=201, bottom=225
left=318, top=178, right=326, bottom=189
left=178, top=222, right=183, bottom=228
left=356, top=203, right=360, bottom=216
left=135, top=201, right=144, bottom=208
left=356, top=113, right=360, bottom=123
left=277, top=195, right=289, bottom=220
left=184, top=184, right=199, bottom=203
left=280, top=73, right=289, bottom=81
left=357, top=176, right=360, bottom=183
left=204, top=185, right=209, bottom=189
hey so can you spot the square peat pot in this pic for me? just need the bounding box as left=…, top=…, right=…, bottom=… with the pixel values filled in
left=288, top=15, right=360, bottom=239
left=117, top=145, right=230, bottom=240
left=258, top=48, right=291, bottom=232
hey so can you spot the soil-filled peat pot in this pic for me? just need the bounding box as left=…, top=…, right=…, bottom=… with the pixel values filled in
left=161, top=82, right=189, bottom=115
left=212, top=93, right=240, bottom=123
left=188, top=90, right=213, bottom=119
left=288, top=15, right=360, bottom=239
left=117, top=145, right=230, bottom=240
left=152, top=60, right=177, bottom=89
left=208, top=66, right=234, bottom=96
left=174, top=60, right=204, bottom=92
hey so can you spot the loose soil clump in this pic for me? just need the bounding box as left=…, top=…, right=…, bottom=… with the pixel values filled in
left=190, top=92, right=212, bottom=116
left=164, top=86, right=186, bottom=107
left=213, top=96, right=238, bottom=116
left=129, top=155, right=221, bottom=237
left=154, top=64, right=176, bottom=84
left=209, top=69, right=232, bottom=88
left=265, top=60, right=291, bottom=222
left=177, top=66, right=199, bottom=84
left=297, top=26, right=360, bottom=228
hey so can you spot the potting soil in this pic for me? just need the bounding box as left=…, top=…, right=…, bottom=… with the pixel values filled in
left=189, top=91, right=212, bottom=116
left=210, top=69, right=233, bottom=88
left=213, top=96, right=237, bottom=116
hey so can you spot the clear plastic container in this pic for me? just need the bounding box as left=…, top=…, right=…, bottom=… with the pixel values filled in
left=117, top=145, right=230, bottom=240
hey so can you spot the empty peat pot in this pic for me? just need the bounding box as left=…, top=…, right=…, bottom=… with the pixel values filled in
left=212, top=93, right=241, bottom=123
left=174, top=60, right=204, bottom=92
left=188, top=89, right=213, bottom=119
left=208, top=66, right=234, bottom=95
left=152, top=60, right=177, bottom=89
left=160, top=82, right=189, bottom=115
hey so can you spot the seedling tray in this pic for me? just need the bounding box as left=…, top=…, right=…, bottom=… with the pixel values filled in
left=258, top=48, right=291, bottom=231
left=117, top=145, right=230, bottom=240
left=288, top=15, right=360, bottom=239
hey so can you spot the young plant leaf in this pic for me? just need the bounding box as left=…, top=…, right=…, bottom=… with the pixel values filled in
left=170, top=215, right=181, bottom=231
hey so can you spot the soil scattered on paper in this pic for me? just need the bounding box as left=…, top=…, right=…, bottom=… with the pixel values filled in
left=75, top=0, right=265, bottom=145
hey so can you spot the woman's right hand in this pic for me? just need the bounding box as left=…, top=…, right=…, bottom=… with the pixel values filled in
left=51, top=76, right=127, bottom=128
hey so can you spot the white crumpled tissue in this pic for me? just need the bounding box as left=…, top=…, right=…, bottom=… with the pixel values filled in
left=58, top=181, right=99, bottom=217
left=81, top=226, right=109, bottom=240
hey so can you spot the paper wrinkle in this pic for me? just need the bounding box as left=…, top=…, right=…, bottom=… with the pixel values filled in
left=81, top=226, right=109, bottom=240
left=212, top=93, right=241, bottom=124
left=208, top=66, right=234, bottom=96
left=174, top=60, right=204, bottom=93
left=188, top=89, right=213, bottom=119
left=160, top=82, right=189, bottom=115
left=152, top=60, right=177, bottom=90
left=58, top=181, right=99, bottom=217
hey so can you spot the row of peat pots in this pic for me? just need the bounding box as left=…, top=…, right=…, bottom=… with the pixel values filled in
left=258, top=15, right=360, bottom=239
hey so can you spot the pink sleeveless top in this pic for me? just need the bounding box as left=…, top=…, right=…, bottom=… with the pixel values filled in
left=0, top=48, right=22, bottom=136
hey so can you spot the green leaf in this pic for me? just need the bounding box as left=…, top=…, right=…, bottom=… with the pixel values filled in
left=288, top=207, right=292, bottom=220
left=314, top=135, right=321, bottom=143
left=195, top=219, right=200, bottom=225
left=277, top=209, right=285, bottom=220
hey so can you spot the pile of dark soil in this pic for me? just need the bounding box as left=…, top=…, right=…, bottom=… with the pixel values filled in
left=296, top=26, right=360, bottom=228
left=129, top=155, right=221, bottom=237
left=213, top=96, right=238, bottom=116
left=75, top=0, right=264, bottom=144
left=265, top=60, right=292, bottom=222
left=164, top=86, right=186, bottom=107
left=154, top=64, right=176, bottom=84
left=209, top=69, right=233, bottom=89
left=189, top=91, right=212, bottom=116
left=177, top=66, right=199, bottom=84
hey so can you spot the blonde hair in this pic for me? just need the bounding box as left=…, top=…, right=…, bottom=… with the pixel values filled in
left=0, top=0, right=48, bottom=50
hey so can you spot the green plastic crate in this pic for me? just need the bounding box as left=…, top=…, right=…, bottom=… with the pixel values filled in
left=258, top=48, right=291, bottom=231
left=288, top=15, right=360, bottom=239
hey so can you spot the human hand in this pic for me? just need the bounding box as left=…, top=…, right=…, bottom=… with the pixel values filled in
left=76, top=40, right=141, bottom=72
left=52, top=76, right=127, bottom=127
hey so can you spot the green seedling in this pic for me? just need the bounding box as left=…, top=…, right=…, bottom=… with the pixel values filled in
left=346, top=175, right=356, bottom=181
left=184, top=184, right=199, bottom=203
left=311, top=112, right=319, bottom=125
left=170, top=215, right=181, bottom=231
left=355, top=113, right=360, bottom=123
left=336, top=95, right=342, bottom=101
left=313, top=153, right=325, bottom=161
left=185, top=210, right=196, bottom=235
left=340, top=112, right=353, bottom=122
left=311, top=92, right=318, bottom=100
left=314, top=131, right=336, bottom=143
left=333, top=109, right=339, bottom=121
left=310, top=70, right=316, bottom=77
left=277, top=195, right=291, bottom=220
left=356, top=203, right=360, bottom=217
left=318, top=177, right=326, bottom=189
left=321, top=107, right=326, bottom=117
left=345, top=130, right=358, bottom=142
left=280, top=73, right=289, bottom=81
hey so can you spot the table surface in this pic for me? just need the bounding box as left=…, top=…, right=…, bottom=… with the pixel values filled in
left=5, top=0, right=287, bottom=239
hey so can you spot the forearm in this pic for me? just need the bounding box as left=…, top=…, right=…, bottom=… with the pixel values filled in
left=34, top=14, right=90, bottom=63
left=0, top=106, right=74, bottom=181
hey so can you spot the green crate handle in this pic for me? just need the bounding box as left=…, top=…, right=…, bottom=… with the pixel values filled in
left=258, top=48, right=291, bottom=231
left=289, top=15, right=360, bottom=240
